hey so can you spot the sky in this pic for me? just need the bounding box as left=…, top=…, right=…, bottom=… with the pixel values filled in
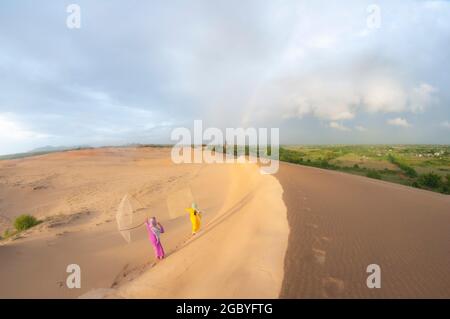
left=0, top=0, right=449, bottom=155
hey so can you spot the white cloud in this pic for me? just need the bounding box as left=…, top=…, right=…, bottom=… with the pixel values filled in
left=0, top=0, right=449, bottom=151
left=0, top=113, right=48, bottom=140
left=361, top=76, right=408, bottom=113
left=308, top=34, right=338, bottom=49
left=387, top=117, right=411, bottom=127
left=355, top=125, right=367, bottom=132
left=329, top=121, right=351, bottom=131
left=409, top=83, right=438, bottom=113
left=356, top=29, right=371, bottom=38
left=254, top=74, right=438, bottom=126
left=441, top=121, right=450, bottom=129
left=260, top=76, right=360, bottom=123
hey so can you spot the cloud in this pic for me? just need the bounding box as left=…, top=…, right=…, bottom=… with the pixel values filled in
left=355, top=125, right=367, bottom=132
left=362, top=81, right=437, bottom=114
left=0, top=0, right=449, bottom=153
left=251, top=70, right=437, bottom=125
left=240, top=1, right=446, bottom=128
left=441, top=121, right=450, bottom=129
left=329, top=121, right=351, bottom=131
left=0, top=113, right=48, bottom=140
left=387, top=117, right=411, bottom=127
left=409, top=83, right=438, bottom=113
left=361, top=76, right=408, bottom=113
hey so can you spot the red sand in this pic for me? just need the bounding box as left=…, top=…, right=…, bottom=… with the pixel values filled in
left=276, top=162, right=450, bottom=298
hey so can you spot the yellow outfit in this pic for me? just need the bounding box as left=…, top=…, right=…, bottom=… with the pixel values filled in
left=186, top=208, right=202, bottom=234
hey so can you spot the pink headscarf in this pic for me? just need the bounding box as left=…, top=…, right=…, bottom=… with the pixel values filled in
left=149, top=217, right=158, bottom=227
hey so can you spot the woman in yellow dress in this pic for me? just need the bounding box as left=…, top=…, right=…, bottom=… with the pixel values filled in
left=186, top=202, right=202, bottom=235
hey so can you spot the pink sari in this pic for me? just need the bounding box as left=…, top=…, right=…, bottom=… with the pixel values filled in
left=145, top=220, right=165, bottom=259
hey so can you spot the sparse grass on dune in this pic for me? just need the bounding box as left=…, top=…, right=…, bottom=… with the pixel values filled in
left=1, top=214, right=42, bottom=240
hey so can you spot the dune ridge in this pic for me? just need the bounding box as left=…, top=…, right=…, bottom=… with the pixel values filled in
left=111, top=162, right=289, bottom=298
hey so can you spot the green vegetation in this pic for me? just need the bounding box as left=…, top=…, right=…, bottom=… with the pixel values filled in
left=443, top=175, right=450, bottom=194
left=14, top=214, right=40, bottom=231
left=1, top=214, right=41, bottom=241
left=387, top=154, right=417, bottom=178
left=212, top=144, right=449, bottom=194
left=366, top=170, right=382, bottom=180
left=2, top=228, right=14, bottom=239
left=418, top=172, right=442, bottom=188
left=279, top=148, right=339, bottom=169
left=279, top=145, right=450, bottom=195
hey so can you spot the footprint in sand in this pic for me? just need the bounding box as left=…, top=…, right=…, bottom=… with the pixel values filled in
left=322, top=277, right=345, bottom=298
left=312, top=248, right=326, bottom=265
left=312, top=236, right=330, bottom=250
left=321, top=236, right=331, bottom=242
left=313, top=234, right=332, bottom=245
left=306, top=223, right=318, bottom=229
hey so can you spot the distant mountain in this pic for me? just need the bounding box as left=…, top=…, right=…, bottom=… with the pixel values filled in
left=29, top=145, right=72, bottom=153
left=0, top=145, right=92, bottom=161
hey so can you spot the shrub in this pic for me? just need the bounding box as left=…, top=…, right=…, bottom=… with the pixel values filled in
left=366, top=170, right=382, bottom=180
left=418, top=172, right=442, bottom=189
left=441, top=184, right=449, bottom=194
left=353, top=164, right=360, bottom=169
left=14, top=214, right=40, bottom=232
left=2, top=228, right=15, bottom=239
left=442, top=175, right=450, bottom=194
left=387, top=154, right=417, bottom=178
left=318, top=160, right=329, bottom=168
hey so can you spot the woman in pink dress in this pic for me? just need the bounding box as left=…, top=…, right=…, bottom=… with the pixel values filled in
left=145, top=217, right=165, bottom=259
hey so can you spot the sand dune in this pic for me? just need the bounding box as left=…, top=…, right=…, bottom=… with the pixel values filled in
left=1, top=148, right=449, bottom=298
left=277, top=162, right=450, bottom=298
left=0, top=148, right=233, bottom=297
left=0, top=148, right=287, bottom=298
left=112, top=161, right=288, bottom=299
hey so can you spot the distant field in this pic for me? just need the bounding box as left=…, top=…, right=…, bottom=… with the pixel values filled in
left=280, top=145, right=450, bottom=194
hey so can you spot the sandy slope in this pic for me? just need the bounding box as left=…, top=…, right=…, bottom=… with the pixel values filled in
left=0, top=148, right=288, bottom=298
left=112, top=162, right=288, bottom=299
left=277, top=162, right=450, bottom=298
left=0, top=148, right=234, bottom=297
left=1, top=148, right=449, bottom=299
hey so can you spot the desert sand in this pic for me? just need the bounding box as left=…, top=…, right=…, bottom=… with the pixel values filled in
left=0, top=147, right=287, bottom=298
left=277, top=162, right=450, bottom=298
left=112, top=160, right=288, bottom=299
left=0, top=148, right=449, bottom=298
